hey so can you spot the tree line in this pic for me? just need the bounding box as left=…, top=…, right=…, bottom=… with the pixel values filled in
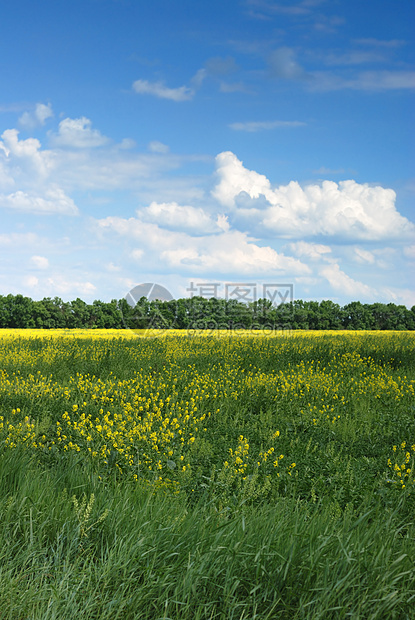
left=0, top=293, right=414, bottom=330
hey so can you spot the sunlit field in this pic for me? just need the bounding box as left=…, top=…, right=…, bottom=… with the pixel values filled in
left=1, top=329, right=414, bottom=619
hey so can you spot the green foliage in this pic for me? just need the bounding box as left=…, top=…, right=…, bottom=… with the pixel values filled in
left=0, top=332, right=415, bottom=617
left=0, top=293, right=415, bottom=329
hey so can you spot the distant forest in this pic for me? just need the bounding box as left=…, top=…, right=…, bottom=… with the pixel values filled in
left=1, top=293, right=414, bottom=331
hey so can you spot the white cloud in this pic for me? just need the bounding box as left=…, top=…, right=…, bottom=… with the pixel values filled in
left=383, top=287, right=415, bottom=308
left=320, top=263, right=373, bottom=298
left=23, top=275, right=39, bottom=288
left=30, top=255, right=49, bottom=269
left=0, top=188, right=78, bottom=215
left=50, top=117, right=109, bottom=148
left=191, top=68, right=207, bottom=88
left=0, top=159, right=14, bottom=190
left=96, top=215, right=310, bottom=276
left=131, top=249, right=144, bottom=260
left=349, top=71, right=415, bottom=90
left=0, top=233, right=41, bottom=249
left=106, top=262, right=121, bottom=272
left=213, top=151, right=271, bottom=208
left=1, top=112, right=413, bottom=308
left=0, top=129, right=53, bottom=178
left=118, top=138, right=136, bottom=150
left=287, top=241, right=332, bottom=260
left=229, top=120, right=306, bottom=132
left=353, top=248, right=375, bottom=264
left=46, top=276, right=96, bottom=296
left=148, top=141, right=170, bottom=153
left=403, top=245, right=415, bottom=260
left=138, top=201, right=223, bottom=234
left=160, top=231, right=309, bottom=275
left=212, top=151, right=415, bottom=241
left=133, top=79, right=194, bottom=101
left=19, top=103, right=54, bottom=129
left=1, top=122, right=206, bottom=209
left=216, top=214, right=230, bottom=232
left=311, top=70, right=415, bottom=91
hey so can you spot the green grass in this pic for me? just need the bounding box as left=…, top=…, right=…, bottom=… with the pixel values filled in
left=0, top=331, right=415, bottom=618
left=1, top=450, right=414, bottom=620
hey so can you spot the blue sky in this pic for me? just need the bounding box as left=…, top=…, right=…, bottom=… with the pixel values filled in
left=1, top=0, right=414, bottom=307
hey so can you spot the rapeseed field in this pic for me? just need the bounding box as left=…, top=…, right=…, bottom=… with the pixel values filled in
left=0, top=329, right=414, bottom=618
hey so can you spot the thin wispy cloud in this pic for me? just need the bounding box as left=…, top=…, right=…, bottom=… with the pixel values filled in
left=310, top=70, right=415, bottom=91
left=269, top=47, right=306, bottom=80
left=132, top=79, right=194, bottom=101
left=323, top=51, right=386, bottom=66
left=229, top=120, right=306, bottom=131
left=354, top=38, right=406, bottom=48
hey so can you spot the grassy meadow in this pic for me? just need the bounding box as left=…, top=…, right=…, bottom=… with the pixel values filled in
left=0, top=328, right=414, bottom=619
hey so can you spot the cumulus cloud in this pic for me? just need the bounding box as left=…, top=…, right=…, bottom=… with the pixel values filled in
left=320, top=263, right=373, bottom=298
left=0, top=129, right=53, bottom=178
left=19, top=103, right=54, bottom=129
left=286, top=241, right=332, bottom=260
left=229, top=120, right=305, bottom=132
left=160, top=231, right=309, bottom=275
left=138, top=201, right=223, bottom=234
left=133, top=79, right=194, bottom=101
left=0, top=188, right=78, bottom=215
left=50, top=117, right=109, bottom=148
left=1, top=113, right=413, bottom=307
left=0, top=122, right=185, bottom=198
left=212, top=151, right=415, bottom=241
left=30, top=255, right=49, bottom=269
left=213, top=151, right=271, bottom=208
left=96, top=215, right=310, bottom=276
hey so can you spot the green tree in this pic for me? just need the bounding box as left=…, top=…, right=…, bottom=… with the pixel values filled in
left=343, top=301, right=373, bottom=330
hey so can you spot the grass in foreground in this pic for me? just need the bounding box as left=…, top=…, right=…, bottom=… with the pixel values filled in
left=0, top=330, right=414, bottom=618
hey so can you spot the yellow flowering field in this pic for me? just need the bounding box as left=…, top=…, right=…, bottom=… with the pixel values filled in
left=0, top=328, right=414, bottom=505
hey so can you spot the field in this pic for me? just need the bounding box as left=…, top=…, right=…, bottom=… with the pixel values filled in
left=0, top=329, right=414, bottom=619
